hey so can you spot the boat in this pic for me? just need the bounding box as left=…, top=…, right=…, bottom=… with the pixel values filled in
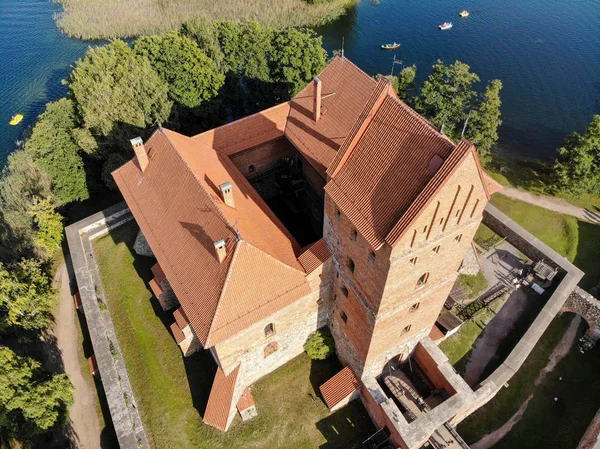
left=381, top=42, right=401, bottom=50
left=459, top=10, right=469, bottom=17
left=439, top=22, right=453, bottom=30
left=9, top=114, right=23, bottom=126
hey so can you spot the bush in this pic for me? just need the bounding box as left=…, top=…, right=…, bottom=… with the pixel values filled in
left=305, top=329, right=335, bottom=360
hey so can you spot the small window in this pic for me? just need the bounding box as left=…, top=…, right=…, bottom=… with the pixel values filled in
left=439, top=217, right=444, bottom=225
left=341, top=286, right=348, bottom=297
left=336, top=209, right=341, bottom=220
left=264, top=323, right=275, bottom=338
left=433, top=245, right=440, bottom=254
left=248, top=164, right=256, bottom=173
left=455, top=209, right=461, bottom=217
left=350, top=229, right=358, bottom=241
left=423, top=225, right=428, bottom=233
left=402, top=324, right=412, bottom=334
left=455, top=234, right=463, bottom=243
left=340, top=311, right=348, bottom=323
left=410, top=302, right=420, bottom=312
left=417, top=272, right=429, bottom=287
left=409, top=257, right=418, bottom=265
left=317, top=298, right=324, bottom=306
left=369, top=251, right=376, bottom=263
left=264, top=341, right=279, bottom=358
left=347, top=258, right=355, bottom=274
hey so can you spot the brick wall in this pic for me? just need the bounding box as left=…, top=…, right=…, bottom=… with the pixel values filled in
left=230, top=138, right=295, bottom=178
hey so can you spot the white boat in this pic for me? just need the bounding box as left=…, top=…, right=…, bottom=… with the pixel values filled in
left=439, top=22, right=453, bottom=30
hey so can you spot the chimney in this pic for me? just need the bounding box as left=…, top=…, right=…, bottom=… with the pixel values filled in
left=214, top=239, right=227, bottom=263
left=131, top=137, right=148, bottom=172
left=219, top=181, right=235, bottom=208
left=313, top=77, right=322, bottom=122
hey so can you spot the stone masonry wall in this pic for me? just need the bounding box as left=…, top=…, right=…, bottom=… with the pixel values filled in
left=563, top=286, right=600, bottom=338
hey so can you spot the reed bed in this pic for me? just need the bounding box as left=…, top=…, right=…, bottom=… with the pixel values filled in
left=55, top=0, right=353, bottom=40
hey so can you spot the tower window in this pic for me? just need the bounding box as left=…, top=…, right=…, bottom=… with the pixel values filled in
left=341, top=286, right=348, bottom=297
left=423, top=225, right=428, bottom=233
left=455, top=209, right=461, bottom=217
left=409, top=257, right=418, bottom=265
left=369, top=251, right=376, bottom=263
left=410, top=302, right=420, bottom=312
left=439, top=217, right=444, bottom=225
left=455, top=234, right=463, bottom=243
left=347, top=258, right=355, bottom=274
left=264, top=323, right=275, bottom=338
left=264, top=341, right=279, bottom=358
left=433, top=245, right=440, bottom=254
left=340, top=311, right=348, bottom=323
left=417, top=272, right=429, bottom=287
left=336, top=208, right=341, bottom=220
left=402, top=324, right=412, bottom=333
left=351, top=228, right=358, bottom=241
left=248, top=164, right=256, bottom=173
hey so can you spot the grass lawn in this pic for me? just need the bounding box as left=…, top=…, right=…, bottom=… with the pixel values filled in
left=459, top=315, right=600, bottom=449
left=491, top=195, right=600, bottom=290
left=473, top=224, right=503, bottom=251
left=92, top=220, right=375, bottom=449
left=456, top=271, right=488, bottom=299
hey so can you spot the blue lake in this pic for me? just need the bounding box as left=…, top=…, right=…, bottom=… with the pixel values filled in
left=1, top=0, right=599, bottom=166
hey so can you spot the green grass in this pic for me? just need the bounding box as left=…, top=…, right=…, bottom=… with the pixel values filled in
left=456, top=271, right=489, bottom=299
left=459, top=315, right=600, bottom=449
left=92, top=221, right=375, bottom=449
left=491, top=195, right=600, bottom=290
left=474, top=224, right=503, bottom=251
left=55, top=0, right=354, bottom=40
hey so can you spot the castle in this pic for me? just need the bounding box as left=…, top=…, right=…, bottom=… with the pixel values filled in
left=112, top=56, right=501, bottom=443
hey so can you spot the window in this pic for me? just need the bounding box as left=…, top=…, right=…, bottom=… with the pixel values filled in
left=341, top=286, right=349, bottom=297
left=423, top=225, right=428, bottom=233
left=264, top=323, right=275, bottom=338
left=409, top=257, right=418, bottom=265
left=455, top=234, right=463, bottom=243
left=455, top=209, right=461, bottom=217
left=248, top=164, right=256, bottom=173
left=347, top=258, right=355, bottom=274
left=432, top=245, right=440, bottom=254
left=410, top=230, right=417, bottom=248
left=350, top=229, right=358, bottom=241
left=264, top=341, right=279, bottom=358
left=439, top=217, right=444, bottom=225
left=340, top=311, right=348, bottom=323
left=336, top=208, right=341, bottom=220
left=402, top=324, right=412, bottom=334
left=410, top=302, right=420, bottom=312
left=317, top=298, right=324, bottom=306
left=369, top=251, right=376, bottom=263
left=417, top=272, right=429, bottom=287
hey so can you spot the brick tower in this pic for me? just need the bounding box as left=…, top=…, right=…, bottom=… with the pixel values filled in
left=323, top=91, right=495, bottom=379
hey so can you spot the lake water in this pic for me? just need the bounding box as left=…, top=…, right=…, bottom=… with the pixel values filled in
left=1, top=0, right=599, bottom=166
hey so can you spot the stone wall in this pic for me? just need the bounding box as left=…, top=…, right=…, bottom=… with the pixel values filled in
left=562, top=287, right=600, bottom=338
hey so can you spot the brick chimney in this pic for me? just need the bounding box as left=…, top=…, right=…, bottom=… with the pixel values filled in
left=214, top=239, right=227, bottom=263
left=131, top=137, right=148, bottom=172
left=313, top=77, right=322, bottom=122
left=219, top=181, right=235, bottom=208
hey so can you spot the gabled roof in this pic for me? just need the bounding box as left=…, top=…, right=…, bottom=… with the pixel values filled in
left=113, top=129, right=309, bottom=347
left=324, top=94, right=456, bottom=248
left=284, top=56, right=380, bottom=179
left=298, top=238, right=331, bottom=274
left=203, top=365, right=240, bottom=431
left=319, top=366, right=361, bottom=410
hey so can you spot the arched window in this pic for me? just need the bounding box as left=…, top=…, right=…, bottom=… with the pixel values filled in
left=417, top=272, right=429, bottom=287
left=264, top=341, right=279, bottom=358
left=264, top=323, right=275, bottom=338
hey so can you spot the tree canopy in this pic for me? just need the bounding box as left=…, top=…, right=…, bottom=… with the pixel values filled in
left=134, top=32, right=225, bottom=109
left=68, top=40, right=172, bottom=136
left=467, top=79, right=503, bottom=162
left=0, top=259, right=56, bottom=333
left=25, top=99, right=88, bottom=204
left=29, top=198, right=64, bottom=258
left=0, top=346, right=73, bottom=438
left=553, top=115, right=600, bottom=196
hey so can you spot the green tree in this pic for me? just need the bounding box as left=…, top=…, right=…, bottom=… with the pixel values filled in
left=238, top=21, right=273, bottom=81
left=215, top=21, right=243, bottom=73
left=304, top=329, right=335, bottom=360
left=29, top=198, right=63, bottom=258
left=467, top=79, right=503, bottom=161
left=553, top=115, right=600, bottom=196
left=68, top=40, right=172, bottom=136
left=414, top=60, right=480, bottom=140
left=25, top=99, right=89, bottom=204
left=395, top=65, right=417, bottom=100
left=134, top=32, right=225, bottom=109
left=0, top=259, right=55, bottom=333
left=181, top=17, right=226, bottom=73
left=270, top=28, right=327, bottom=96
left=0, top=346, right=73, bottom=439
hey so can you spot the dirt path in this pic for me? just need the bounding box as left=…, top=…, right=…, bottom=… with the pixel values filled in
left=462, top=289, right=529, bottom=386
left=470, top=316, right=581, bottom=449
left=48, top=261, right=102, bottom=449
left=500, top=188, right=600, bottom=224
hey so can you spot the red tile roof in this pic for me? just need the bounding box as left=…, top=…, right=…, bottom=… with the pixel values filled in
left=148, top=278, right=163, bottom=298
left=173, top=307, right=189, bottom=329
left=285, top=57, right=380, bottom=179
left=298, top=238, right=331, bottom=274
left=203, top=365, right=240, bottom=431
left=319, top=366, right=361, bottom=410
left=169, top=322, right=185, bottom=344
left=325, top=94, right=456, bottom=248
left=151, top=262, right=166, bottom=283
left=113, top=129, right=310, bottom=347
left=236, top=387, right=255, bottom=412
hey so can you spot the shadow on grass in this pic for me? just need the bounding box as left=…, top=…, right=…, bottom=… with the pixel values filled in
left=486, top=155, right=555, bottom=195
left=574, top=220, right=600, bottom=293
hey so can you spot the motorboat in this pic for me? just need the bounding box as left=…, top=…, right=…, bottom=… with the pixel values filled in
left=459, top=10, right=469, bottom=17
left=381, top=42, right=401, bottom=50
left=439, top=22, right=453, bottom=30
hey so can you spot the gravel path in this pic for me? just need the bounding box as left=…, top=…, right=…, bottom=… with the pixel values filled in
left=50, top=261, right=102, bottom=449
left=470, top=316, right=581, bottom=449
left=500, top=188, right=600, bottom=224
